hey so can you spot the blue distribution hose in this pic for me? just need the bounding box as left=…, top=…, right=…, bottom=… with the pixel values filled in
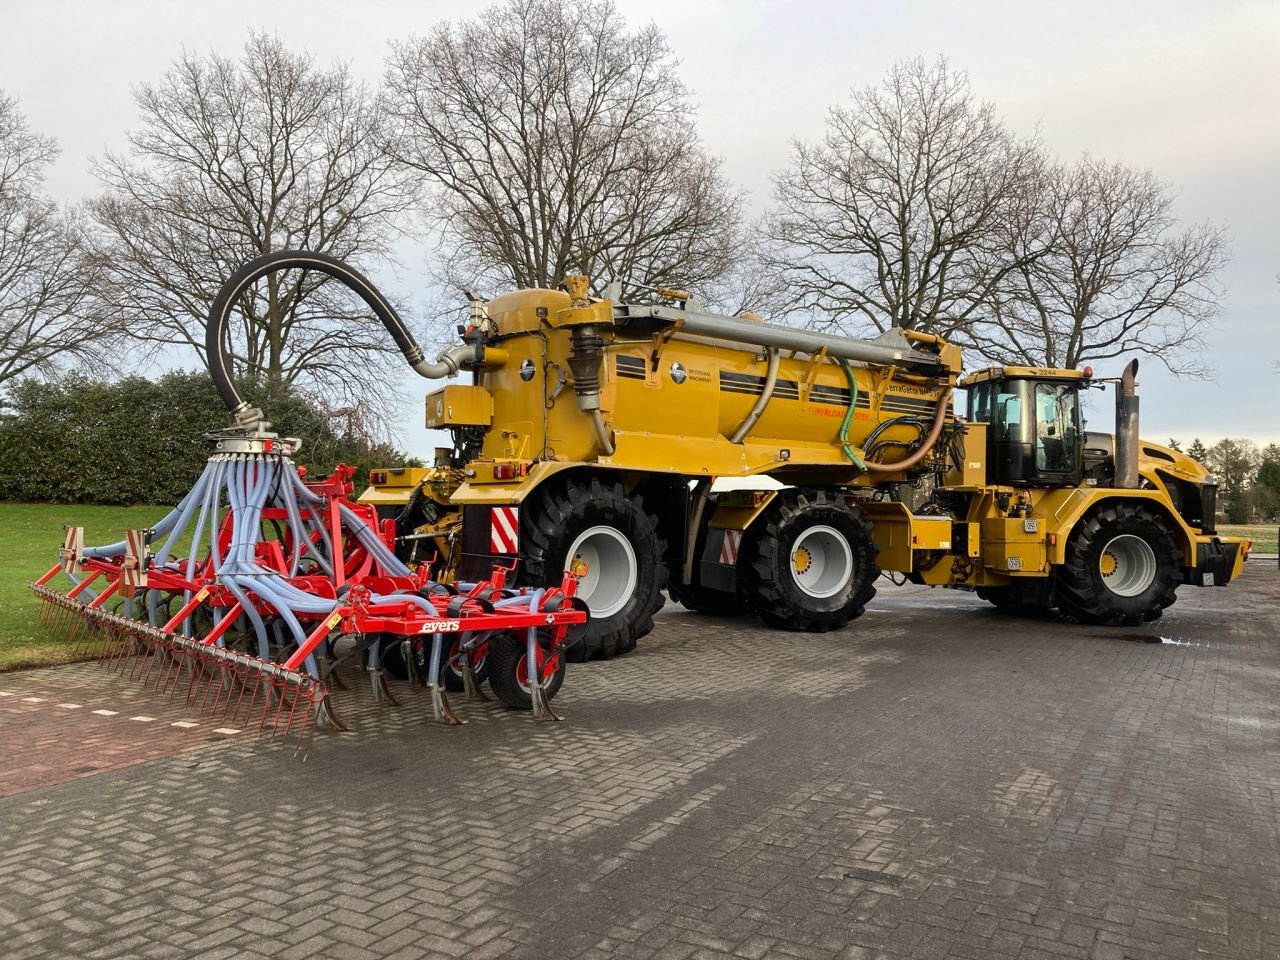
left=61, top=448, right=566, bottom=683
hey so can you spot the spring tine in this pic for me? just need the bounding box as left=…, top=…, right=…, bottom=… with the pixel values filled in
left=192, top=653, right=216, bottom=708
left=139, top=640, right=167, bottom=688
left=257, top=680, right=279, bottom=736
left=105, top=628, right=131, bottom=671
left=278, top=684, right=303, bottom=742
left=270, top=677, right=292, bottom=739
left=240, top=672, right=267, bottom=730
left=196, top=655, right=221, bottom=713
left=209, top=664, right=235, bottom=717
left=160, top=645, right=188, bottom=698
left=229, top=665, right=253, bottom=722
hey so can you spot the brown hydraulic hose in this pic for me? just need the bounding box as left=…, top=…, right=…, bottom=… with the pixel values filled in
left=863, top=389, right=953, bottom=474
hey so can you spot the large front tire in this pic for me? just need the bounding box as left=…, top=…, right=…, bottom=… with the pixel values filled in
left=1055, top=503, right=1182, bottom=626
left=521, top=477, right=666, bottom=660
left=740, top=490, right=879, bottom=632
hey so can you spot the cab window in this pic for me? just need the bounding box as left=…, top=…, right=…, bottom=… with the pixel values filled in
left=1034, top=383, right=1079, bottom=472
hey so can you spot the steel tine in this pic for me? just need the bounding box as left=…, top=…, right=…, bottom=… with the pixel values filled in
left=160, top=645, right=188, bottom=698
left=241, top=672, right=269, bottom=731
left=209, top=663, right=237, bottom=717
left=257, top=678, right=282, bottom=736
left=229, top=665, right=256, bottom=723
left=196, top=655, right=222, bottom=713
left=278, top=684, right=304, bottom=742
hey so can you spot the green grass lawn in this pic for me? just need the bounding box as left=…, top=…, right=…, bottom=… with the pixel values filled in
left=0, top=503, right=182, bottom=670
left=1220, top=524, right=1279, bottom=553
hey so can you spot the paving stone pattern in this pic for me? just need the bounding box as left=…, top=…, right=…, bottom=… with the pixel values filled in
left=1, top=565, right=1278, bottom=959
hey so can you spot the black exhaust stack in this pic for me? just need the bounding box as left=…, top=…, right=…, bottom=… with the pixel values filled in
left=1115, top=359, right=1140, bottom=489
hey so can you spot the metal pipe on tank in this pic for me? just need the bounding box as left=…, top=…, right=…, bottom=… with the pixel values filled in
left=650, top=308, right=943, bottom=372
left=1115, top=359, right=1140, bottom=489
left=728, top=348, right=780, bottom=443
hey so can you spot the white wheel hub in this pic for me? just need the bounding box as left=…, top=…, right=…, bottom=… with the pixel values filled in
left=565, top=525, right=637, bottom=619
left=1099, top=534, right=1157, bottom=597
left=789, top=524, right=854, bottom=599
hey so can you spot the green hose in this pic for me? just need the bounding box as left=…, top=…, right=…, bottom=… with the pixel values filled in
left=836, top=357, right=867, bottom=471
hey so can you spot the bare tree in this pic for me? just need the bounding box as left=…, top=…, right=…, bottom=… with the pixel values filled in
left=765, top=57, right=1043, bottom=338
left=970, top=157, right=1226, bottom=375
left=88, top=33, right=416, bottom=417
left=0, top=93, right=110, bottom=386
left=384, top=0, right=743, bottom=297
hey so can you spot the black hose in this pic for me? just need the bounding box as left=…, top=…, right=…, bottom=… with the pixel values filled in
left=204, top=250, right=433, bottom=417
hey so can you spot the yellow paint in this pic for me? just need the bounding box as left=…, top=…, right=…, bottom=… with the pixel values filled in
left=356, top=281, right=1248, bottom=595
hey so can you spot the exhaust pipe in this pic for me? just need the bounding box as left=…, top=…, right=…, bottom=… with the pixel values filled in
left=1115, top=359, right=1140, bottom=489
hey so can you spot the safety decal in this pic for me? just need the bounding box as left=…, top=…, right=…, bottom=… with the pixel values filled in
left=491, top=505, right=519, bottom=554
left=720, top=529, right=743, bottom=565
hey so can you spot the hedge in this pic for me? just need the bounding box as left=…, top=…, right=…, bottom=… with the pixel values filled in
left=0, top=371, right=412, bottom=505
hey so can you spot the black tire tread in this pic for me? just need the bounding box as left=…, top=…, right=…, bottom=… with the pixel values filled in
left=487, top=632, right=565, bottom=710
left=520, top=476, right=666, bottom=661
left=1054, top=502, right=1182, bottom=626
left=740, top=489, right=880, bottom=632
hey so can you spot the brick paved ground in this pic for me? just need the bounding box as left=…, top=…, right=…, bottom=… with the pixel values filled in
left=2, top=564, right=1278, bottom=960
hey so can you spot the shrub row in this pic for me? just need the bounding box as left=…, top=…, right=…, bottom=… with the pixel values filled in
left=0, top=372, right=411, bottom=505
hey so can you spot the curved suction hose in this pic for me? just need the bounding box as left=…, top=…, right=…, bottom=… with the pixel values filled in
left=863, top=390, right=953, bottom=475
left=729, top=348, right=780, bottom=444
left=205, top=249, right=473, bottom=420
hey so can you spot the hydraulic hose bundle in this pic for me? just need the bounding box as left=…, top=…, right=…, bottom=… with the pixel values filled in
left=27, top=250, right=590, bottom=747
left=30, top=447, right=588, bottom=746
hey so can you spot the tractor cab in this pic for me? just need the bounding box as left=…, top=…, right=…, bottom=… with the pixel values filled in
left=962, top=367, right=1089, bottom=488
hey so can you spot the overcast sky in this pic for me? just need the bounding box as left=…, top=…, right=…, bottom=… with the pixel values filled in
left=2, top=0, right=1277, bottom=454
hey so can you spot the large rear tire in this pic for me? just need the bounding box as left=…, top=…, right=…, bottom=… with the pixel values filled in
left=521, top=477, right=666, bottom=661
left=740, top=489, right=879, bottom=632
left=1055, top=502, right=1182, bottom=626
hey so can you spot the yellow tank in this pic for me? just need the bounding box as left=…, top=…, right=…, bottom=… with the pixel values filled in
left=363, top=281, right=1249, bottom=660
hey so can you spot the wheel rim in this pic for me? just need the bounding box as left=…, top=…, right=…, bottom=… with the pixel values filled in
left=446, top=640, right=486, bottom=680
left=1099, top=534, right=1157, bottom=597
left=789, top=524, right=854, bottom=599
left=565, top=525, right=637, bottom=619
left=516, top=650, right=560, bottom=694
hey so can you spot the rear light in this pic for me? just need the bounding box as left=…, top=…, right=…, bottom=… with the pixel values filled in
left=493, top=463, right=518, bottom=480
left=369, top=470, right=388, bottom=485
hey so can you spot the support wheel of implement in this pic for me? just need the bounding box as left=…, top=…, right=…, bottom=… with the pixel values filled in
left=1055, top=502, right=1182, bottom=626
left=740, top=489, right=879, bottom=631
left=487, top=632, right=565, bottom=710
left=522, top=477, right=665, bottom=661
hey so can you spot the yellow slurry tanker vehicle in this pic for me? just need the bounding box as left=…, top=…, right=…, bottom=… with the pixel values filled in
left=31, top=250, right=1250, bottom=740
left=355, top=259, right=1250, bottom=659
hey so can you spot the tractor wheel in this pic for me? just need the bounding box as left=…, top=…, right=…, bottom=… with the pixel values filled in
left=521, top=477, right=666, bottom=661
left=1055, top=502, right=1182, bottom=626
left=740, top=489, right=879, bottom=632
left=487, top=631, right=566, bottom=710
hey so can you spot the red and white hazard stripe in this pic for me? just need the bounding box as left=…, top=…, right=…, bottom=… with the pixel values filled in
left=491, top=506, right=519, bottom=554
left=719, top=529, right=743, bottom=565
